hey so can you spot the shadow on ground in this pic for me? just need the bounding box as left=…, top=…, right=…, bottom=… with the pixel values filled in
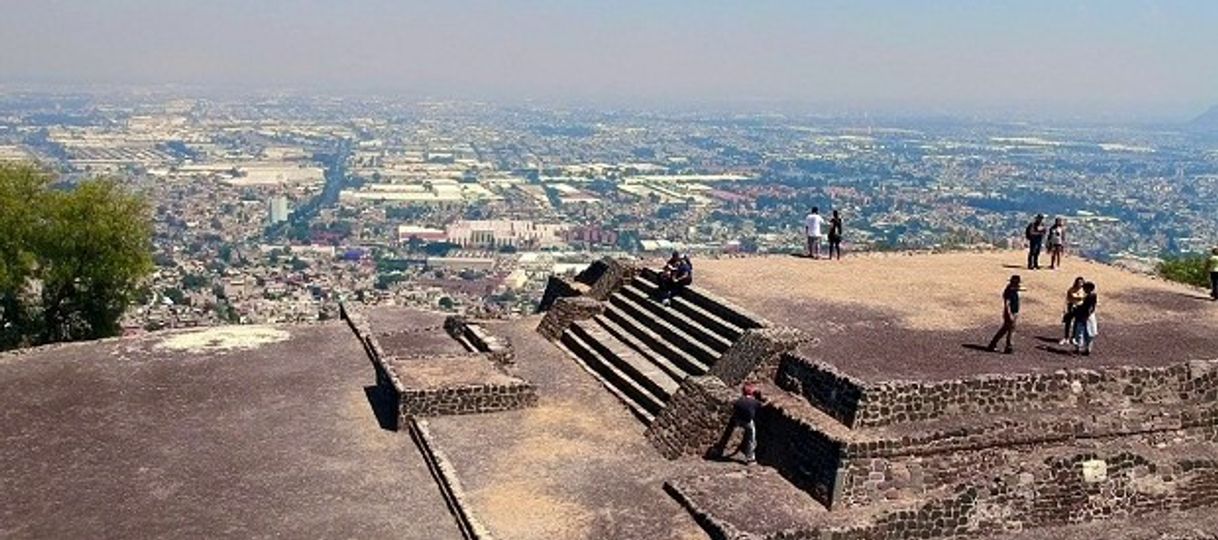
left=364, top=385, right=399, bottom=431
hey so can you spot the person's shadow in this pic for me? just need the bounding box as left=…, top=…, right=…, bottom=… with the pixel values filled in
left=1037, top=345, right=1075, bottom=356
left=1001, top=264, right=1024, bottom=269
left=961, top=344, right=993, bottom=352
left=706, top=420, right=752, bottom=463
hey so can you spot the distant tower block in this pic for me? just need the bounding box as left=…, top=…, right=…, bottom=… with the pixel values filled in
left=268, top=196, right=290, bottom=224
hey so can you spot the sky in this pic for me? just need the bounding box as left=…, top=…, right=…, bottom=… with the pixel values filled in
left=2, top=0, right=1216, bottom=120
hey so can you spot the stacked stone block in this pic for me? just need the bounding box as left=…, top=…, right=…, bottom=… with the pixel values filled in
left=342, top=303, right=537, bottom=429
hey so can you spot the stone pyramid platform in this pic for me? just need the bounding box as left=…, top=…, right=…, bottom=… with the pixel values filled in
left=538, top=252, right=1218, bottom=539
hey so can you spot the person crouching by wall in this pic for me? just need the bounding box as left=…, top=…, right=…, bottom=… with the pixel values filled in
left=718, top=384, right=764, bottom=465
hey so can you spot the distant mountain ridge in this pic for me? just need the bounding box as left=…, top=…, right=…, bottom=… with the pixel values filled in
left=1188, top=104, right=1218, bottom=130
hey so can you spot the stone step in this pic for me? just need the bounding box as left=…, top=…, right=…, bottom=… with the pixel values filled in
left=569, top=321, right=681, bottom=401
left=454, top=333, right=477, bottom=353
left=637, top=267, right=769, bottom=331
left=618, top=283, right=735, bottom=353
left=632, top=275, right=745, bottom=342
left=607, top=292, right=722, bottom=367
left=602, top=300, right=712, bottom=376
left=558, top=329, right=663, bottom=422
left=592, top=314, right=693, bottom=382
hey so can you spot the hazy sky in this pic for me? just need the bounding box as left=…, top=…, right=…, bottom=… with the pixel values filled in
left=2, top=0, right=1216, bottom=119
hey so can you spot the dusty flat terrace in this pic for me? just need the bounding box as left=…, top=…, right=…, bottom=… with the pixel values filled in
left=421, top=316, right=719, bottom=540
left=691, top=251, right=1218, bottom=382
left=0, top=322, right=460, bottom=540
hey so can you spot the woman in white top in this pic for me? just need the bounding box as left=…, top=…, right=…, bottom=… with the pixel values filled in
left=1047, top=217, right=1067, bottom=269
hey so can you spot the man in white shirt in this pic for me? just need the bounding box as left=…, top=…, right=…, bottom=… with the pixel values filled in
left=804, top=206, right=826, bottom=259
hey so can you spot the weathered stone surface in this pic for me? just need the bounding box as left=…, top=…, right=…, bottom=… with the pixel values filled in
left=586, top=257, right=640, bottom=301
left=536, top=296, right=604, bottom=341
left=537, top=275, right=588, bottom=312
left=710, top=326, right=809, bottom=387
left=346, top=305, right=537, bottom=428
left=645, top=376, right=737, bottom=459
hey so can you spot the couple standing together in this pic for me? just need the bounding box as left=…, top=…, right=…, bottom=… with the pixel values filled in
left=1025, top=215, right=1068, bottom=270
left=803, top=207, right=843, bottom=260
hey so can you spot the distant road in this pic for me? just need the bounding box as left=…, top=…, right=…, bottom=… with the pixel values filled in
left=291, top=141, right=352, bottom=225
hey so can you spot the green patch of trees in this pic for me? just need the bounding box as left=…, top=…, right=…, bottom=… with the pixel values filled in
left=1158, top=256, right=1210, bottom=288
left=0, top=164, right=153, bottom=350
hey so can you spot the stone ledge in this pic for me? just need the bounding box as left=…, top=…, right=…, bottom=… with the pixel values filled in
left=670, top=440, right=1218, bottom=539
left=537, top=296, right=604, bottom=341
left=711, top=327, right=810, bottom=387
left=778, top=352, right=1218, bottom=429
left=344, top=304, right=537, bottom=424
left=410, top=419, right=496, bottom=540
left=444, top=316, right=516, bottom=366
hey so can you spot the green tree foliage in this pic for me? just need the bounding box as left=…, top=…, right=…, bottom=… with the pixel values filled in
left=1158, top=256, right=1210, bottom=288
left=0, top=164, right=153, bottom=350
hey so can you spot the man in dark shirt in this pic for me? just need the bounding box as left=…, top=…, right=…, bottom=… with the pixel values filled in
left=987, top=275, right=1021, bottom=354
left=1025, top=215, right=1047, bottom=270
left=723, top=384, right=763, bottom=464
left=657, top=253, right=693, bottom=305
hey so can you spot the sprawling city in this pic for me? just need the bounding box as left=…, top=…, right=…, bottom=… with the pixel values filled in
left=3, top=91, right=1217, bottom=330
left=4, top=2, right=1218, bottom=540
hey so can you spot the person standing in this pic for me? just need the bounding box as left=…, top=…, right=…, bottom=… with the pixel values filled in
left=1060, top=276, right=1087, bottom=345
left=987, top=275, right=1022, bottom=354
left=723, top=384, right=763, bottom=464
left=828, top=210, right=844, bottom=261
left=1025, top=214, right=1047, bottom=270
left=1073, top=282, right=1099, bottom=356
left=1208, top=247, right=1218, bottom=301
left=804, top=207, right=826, bottom=259
left=1047, top=217, right=1067, bottom=269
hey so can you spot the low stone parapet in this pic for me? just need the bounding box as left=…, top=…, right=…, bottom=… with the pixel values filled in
left=537, top=296, right=604, bottom=341
left=709, top=327, right=809, bottom=387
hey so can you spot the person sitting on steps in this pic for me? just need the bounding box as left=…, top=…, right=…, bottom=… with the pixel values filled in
left=656, top=252, right=692, bottom=305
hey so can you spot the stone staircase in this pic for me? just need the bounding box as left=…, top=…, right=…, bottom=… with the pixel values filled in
left=557, top=268, right=764, bottom=423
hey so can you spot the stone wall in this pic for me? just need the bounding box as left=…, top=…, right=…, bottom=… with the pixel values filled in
left=537, top=275, right=586, bottom=312
left=645, top=376, right=737, bottom=460
left=342, top=303, right=537, bottom=426
left=465, top=324, right=514, bottom=366
left=833, top=406, right=1218, bottom=509
left=444, top=316, right=515, bottom=366
left=400, top=378, right=538, bottom=418
left=757, top=403, right=846, bottom=508
left=670, top=436, right=1218, bottom=540
left=853, top=358, right=1218, bottom=428
left=775, top=351, right=1218, bottom=429
left=536, top=296, right=604, bottom=341
left=586, top=258, right=639, bottom=301
left=824, top=443, right=1218, bottom=539
left=775, top=353, right=867, bottom=427
left=709, top=327, right=808, bottom=387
